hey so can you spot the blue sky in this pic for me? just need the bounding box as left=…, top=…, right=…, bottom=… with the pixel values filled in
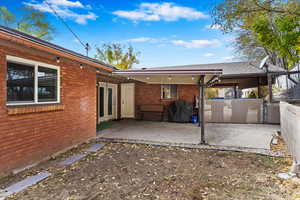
left=2, top=0, right=239, bottom=68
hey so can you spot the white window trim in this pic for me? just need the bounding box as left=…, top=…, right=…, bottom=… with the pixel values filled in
left=161, top=84, right=178, bottom=99
left=6, top=55, right=61, bottom=106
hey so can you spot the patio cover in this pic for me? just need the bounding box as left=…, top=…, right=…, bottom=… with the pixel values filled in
left=112, top=67, right=222, bottom=85
left=113, top=66, right=223, bottom=144
left=112, top=61, right=285, bottom=88
left=112, top=61, right=285, bottom=144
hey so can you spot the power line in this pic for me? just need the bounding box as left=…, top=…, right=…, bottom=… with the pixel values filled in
left=43, top=0, right=90, bottom=56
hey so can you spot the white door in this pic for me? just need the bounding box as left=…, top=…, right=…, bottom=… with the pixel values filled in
left=98, top=82, right=118, bottom=123
left=121, top=83, right=135, bottom=118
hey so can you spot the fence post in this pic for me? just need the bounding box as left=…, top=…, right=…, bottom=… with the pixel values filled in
left=290, top=160, right=300, bottom=175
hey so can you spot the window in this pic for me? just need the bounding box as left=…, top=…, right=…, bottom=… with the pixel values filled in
left=7, top=62, right=35, bottom=103
left=38, top=66, right=58, bottom=102
left=99, top=87, right=104, bottom=117
left=6, top=56, right=60, bottom=105
left=161, top=84, right=177, bottom=99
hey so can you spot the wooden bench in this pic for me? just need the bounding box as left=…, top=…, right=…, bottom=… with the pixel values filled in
left=139, top=104, right=164, bottom=121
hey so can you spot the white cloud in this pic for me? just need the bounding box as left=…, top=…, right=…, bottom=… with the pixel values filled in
left=203, top=53, right=215, bottom=57
left=225, top=37, right=235, bottom=42
left=171, top=39, right=221, bottom=48
left=46, top=0, right=84, bottom=8
left=113, top=2, right=208, bottom=22
left=205, top=24, right=221, bottom=30
left=73, top=38, right=80, bottom=43
left=222, top=56, right=235, bottom=61
left=113, top=10, right=159, bottom=21
left=24, top=0, right=98, bottom=24
left=205, top=24, right=241, bottom=31
left=126, top=37, right=162, bottom=43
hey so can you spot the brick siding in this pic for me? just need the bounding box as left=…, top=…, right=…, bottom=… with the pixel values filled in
left=135, top=83, right=199, bottom=120
left=0, top=39, right=98, bottom=176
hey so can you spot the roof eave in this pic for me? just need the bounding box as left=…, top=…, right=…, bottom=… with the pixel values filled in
left=0, top=25, right=117, bottom=71
left=221, top=72, right=268, bottom=78
left=112, top=69, right=223, bottom=75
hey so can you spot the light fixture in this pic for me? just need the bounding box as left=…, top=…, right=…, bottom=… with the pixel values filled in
left=168, top=76, right=172, bottom=80
left=146, top=76, right=150, bottom=80
left=191, top=76, right=195, bottom=80
left=80, top=64, right=83, bottom=69
left=127, top=77, right=130, bottom=80
left=56, top=57, right=60, bottom=63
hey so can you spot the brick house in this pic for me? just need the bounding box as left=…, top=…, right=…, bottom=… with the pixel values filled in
left=0, top=26, right=118, bottom=176
left=0, top=25, right=284, bottom=176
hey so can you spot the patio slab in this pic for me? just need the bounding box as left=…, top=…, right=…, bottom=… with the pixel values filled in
left=97, top=120, right=280, bottom=149
left=205, top=123, right=279, bottom=149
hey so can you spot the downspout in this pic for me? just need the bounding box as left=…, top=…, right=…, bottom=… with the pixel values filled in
left=233, top=84, right=238, bottom=99
left=265, top=64, right=273, bottom=103
left=96, top=82, right=99, bottom=125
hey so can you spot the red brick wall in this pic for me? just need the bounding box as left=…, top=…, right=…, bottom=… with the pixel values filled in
left=135, top=83, right=199, bottom=119
left=178, top=85, right=199, bottom=103
left=0, top=40, right=97, bottom=176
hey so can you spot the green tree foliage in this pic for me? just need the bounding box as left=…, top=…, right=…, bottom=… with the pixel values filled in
left=0, top=6, right=15, bottom=25
left=212, top=0, right=300, bottom=69
left=95, top=43, right=140, bottom=70
left=297, top=37, right=300, bottom=51
left=0, top=6, right=54, bottom=41
left=205, top=88, right=219, bottom=99
left=252, top=14, right=299, bottom=69
left=246, top=86, right=279, bottom=98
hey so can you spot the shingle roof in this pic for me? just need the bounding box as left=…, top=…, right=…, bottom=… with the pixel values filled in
left=0, top=25, right=116, bottom=70
left=142, top=61, right=265, bottom=76
left=267, top=63, right=287, bottom=73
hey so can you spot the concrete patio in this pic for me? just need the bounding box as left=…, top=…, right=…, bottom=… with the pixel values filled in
left=97, top=120, right=280, bottom=149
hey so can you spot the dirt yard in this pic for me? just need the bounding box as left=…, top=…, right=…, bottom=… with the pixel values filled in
left=1, top=142, right=300, bottom=200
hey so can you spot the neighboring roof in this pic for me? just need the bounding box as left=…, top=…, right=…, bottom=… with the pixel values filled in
left=113, top=61, right=287, bottom=86
left=140, top=62, right=266, bottom=77
left=113, top=61, right=273, bottom=80
left=0, top=25, right=116, bottom=71
left=267, top=63, right=287, bottom=73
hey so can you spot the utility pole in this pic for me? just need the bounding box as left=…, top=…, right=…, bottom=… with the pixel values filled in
left=85, top=43, right=90, bottom=57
